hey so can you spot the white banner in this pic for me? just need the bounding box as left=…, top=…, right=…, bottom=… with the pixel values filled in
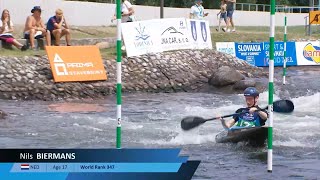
left=295, top=41, right=320, bottom=65
left=186, top=19, right=212, bottom=50
left=122, top=20, right=162, bottom=57
left=122, top=18, right=212, bottom=57
left=158, top=18, right=191, bottom=51
left=215, top=42, right=236, bottom=56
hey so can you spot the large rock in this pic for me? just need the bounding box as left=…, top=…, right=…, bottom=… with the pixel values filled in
left=233, top=79, right=257, bottom=90
left=0, top=49, right=269, bottom=100
left=208, top=66, right=245, bottom=86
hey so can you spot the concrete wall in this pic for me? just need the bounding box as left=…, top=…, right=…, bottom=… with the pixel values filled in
left=0, top=0, right=308, bottom=26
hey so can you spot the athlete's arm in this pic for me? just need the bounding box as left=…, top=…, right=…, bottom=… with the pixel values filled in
left=249, top=107, right=268, bottom=120
left=221, top=118, right=235, bottom=129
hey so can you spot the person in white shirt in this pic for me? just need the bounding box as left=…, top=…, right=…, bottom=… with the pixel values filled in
left=121, top=0, right=135, bottom=22
left=112, top=0, right=135, bottom=23
left=111, top=0, right=135, bottom=51
left=190, top=0, right=208, bottom=20
left=0, top=9, right=27, bottom=51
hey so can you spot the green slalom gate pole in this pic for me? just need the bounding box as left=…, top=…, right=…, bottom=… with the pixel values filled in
left=268, top=0, right=275, bottom=173
left=283, top=8, right=287, bottom=85
left=116, top=0, right=122, bottom=149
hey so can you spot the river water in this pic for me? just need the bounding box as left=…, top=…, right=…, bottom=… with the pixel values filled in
left=0, top=67, right=319, bottom=179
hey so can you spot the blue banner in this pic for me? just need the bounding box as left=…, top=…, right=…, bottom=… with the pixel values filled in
left=0, top=149, right=200, bottom=180
left=235, top=42, right=264, bottom=66
left=234, top=42, right=297, bottom=67
left=0, top=149, right=188, bottom=162
left=8, top=163, right=182, bottom=173
left=262, top=41, right=297, bottom=67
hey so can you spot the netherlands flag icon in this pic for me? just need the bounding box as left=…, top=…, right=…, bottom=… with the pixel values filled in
left=20, top=164, right=30, bottom=170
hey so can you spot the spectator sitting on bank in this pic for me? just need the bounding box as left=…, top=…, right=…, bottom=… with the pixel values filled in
left=46, top=9, right=71, bottom=46
left=0, top=9, right=27, bottom=51
left=190, top=0, right=209, bottom=20
left=23, top=6, right=51, bottom=49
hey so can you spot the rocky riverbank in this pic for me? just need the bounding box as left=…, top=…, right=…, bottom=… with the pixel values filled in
left=0, top=50, right=269, bottom=101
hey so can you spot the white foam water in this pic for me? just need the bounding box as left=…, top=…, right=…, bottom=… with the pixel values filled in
left=135, top=93, right=320, bottom=147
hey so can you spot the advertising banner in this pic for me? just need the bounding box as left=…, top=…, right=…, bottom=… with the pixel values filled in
left=122, top=20, right=162, bottom=57
left=235, top=42, right=264, bottom=66
left=159, top=18, right=191, bottom=51
left=215, top=42, right=236, bottom=56
left=295, top=41, right=320, bottom=65
left=260, top=41, right=297, bottom=66
left=122, top=18, right=212, bottom=57
left=46, top=46, right=107, bottom=82
left=186, top=19, right=213, bottom=50
left=309, top=11, right=320, bottom=25
left=216, top=42, right=298, bottom=67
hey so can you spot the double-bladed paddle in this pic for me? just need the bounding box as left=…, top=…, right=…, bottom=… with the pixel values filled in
left=181, top=99, right=294, bottom=131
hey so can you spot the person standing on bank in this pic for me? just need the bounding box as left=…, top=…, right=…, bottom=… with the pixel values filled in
left=121, top=0, right=135, bottom=22
left=223, top=0, right=236, bottom=32
left=46, top=9, right=71, bottom=46
left=112, top=0, right=135, bottom=23
left=111, top=0, right=135, bottom=51
left=190, top=0, right=209, bottom=20
left=216, top=0, right=228, bottom=32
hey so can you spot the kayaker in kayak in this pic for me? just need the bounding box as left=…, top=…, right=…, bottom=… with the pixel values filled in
left=221, top=87, right=268, bottom=129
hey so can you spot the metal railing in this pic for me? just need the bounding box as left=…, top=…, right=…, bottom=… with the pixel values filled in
left=66, top=1, right=320, bottom=13
left=276, top=6, right=320, bottom=13
left=304, top=15, right=320, bottom=36
left=305, top=16, right=311, bottom=35
left=235, top=3, right=270, bottom=12
left=66, top=0, right=115, bottom=3
left=236, top=3, right=320, bottom=13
